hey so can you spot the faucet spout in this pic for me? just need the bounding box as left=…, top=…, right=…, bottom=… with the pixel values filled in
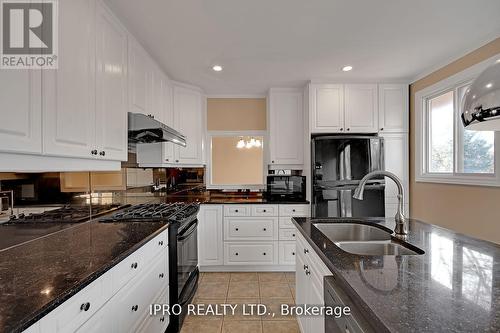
left=353, top=171, right=408, bottom=236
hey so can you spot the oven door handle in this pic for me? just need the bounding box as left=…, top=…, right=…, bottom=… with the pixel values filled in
left=177, top=219, right=198, bottom=241
left=178, top=272, right=200, bottom=306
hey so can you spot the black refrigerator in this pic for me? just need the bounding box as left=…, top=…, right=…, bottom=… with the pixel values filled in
left=312, top=135, right=385, bottom=218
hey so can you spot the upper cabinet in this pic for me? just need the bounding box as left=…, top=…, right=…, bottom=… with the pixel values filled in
left=378, top=84, right=408, bottom=133
left=310, top=84, right=344, bottom=133
left=344, top=84, right=378, bottom=133
left=128, top=38, right=149, bottom=116
left=269, top=88, right=304, bottom=165
left=95, top=1, right=129, bottom=161
left=0, top=70, right=42, bottom=155
left=309, top=83, right=378, bottom=133
left=43, top=0, right=97, bottom=159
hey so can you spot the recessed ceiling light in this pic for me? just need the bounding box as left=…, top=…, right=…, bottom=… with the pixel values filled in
left=485, top=83, right=493, bottom=89
left=342, top=65, right=353, bottom=72
left=212, top=65, right=223, bottom=72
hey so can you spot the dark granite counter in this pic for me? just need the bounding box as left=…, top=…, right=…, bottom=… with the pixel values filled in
left=164, top=191, right=310, bottom=205
left=0, top=200, right=169, bottom=333
left=292, top=217, right=500, bottom=333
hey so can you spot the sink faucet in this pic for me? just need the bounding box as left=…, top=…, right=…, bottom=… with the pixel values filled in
left=353, top=171, right=408, bottom=237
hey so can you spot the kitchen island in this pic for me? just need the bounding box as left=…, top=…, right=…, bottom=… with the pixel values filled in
left=292, top=217, right=500, bottom=332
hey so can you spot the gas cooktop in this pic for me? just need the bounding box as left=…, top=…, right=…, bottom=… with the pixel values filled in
left=99, top=202, right=199, bottom=223
left=5, top=204, right=125, bottom=224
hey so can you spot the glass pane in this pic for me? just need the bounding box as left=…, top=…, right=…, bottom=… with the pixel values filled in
left=457, top=84, right=495, bottom=174
left=429, top=91, right=454, bottom=173
left=211, top=136, right=264, bottom=185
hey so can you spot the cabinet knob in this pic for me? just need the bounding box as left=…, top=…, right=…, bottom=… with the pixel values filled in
left=380, top=128, right=384, bottom=131
left=132, top=305, right=139, bottom=312
left=263, top=252, right=266, bottom=256
left=80, top=302, right=91, bottom=311
left=235, top=209, right=239, bottom=212
left=271, top=161, right=275, bottom=163
left=292, top=234, right=296, bottom=237
left=91, top=149, right=98, bottom=155
left=263, top=228, right=267, bottom=231
left=99, top=151, right=105, bottom=156
left=159, top=273, right=164, bottom=278
left=263, top=209, right=267, bottom=212
left=292, top=252, right=295, bottom=255
left=131, top=262, right=138, bottom=269
left=292, top=209, right=296, bottom=212
left=304, top=249, right=309, bottom=254
left=175, top=160, right=179, bottom=163
left=346, top=128, right=350, bottom=131
left=166, top=159, right=169, bottom=162
left=235, top=252, right=239, bottom=256
left=340, top=128, right=343, bottom=131
left=235, top=228, right=239, bottom=231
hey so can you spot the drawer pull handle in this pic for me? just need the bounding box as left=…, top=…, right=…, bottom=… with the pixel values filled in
left=303, top=264, right=308, bottom=270
left=158, top=240, right=164, bottom=246
left=131, top=262, right=138, bottom=269
left=235, top=252, right=239, bottom=256
left=263, top=252, right=266, bottom=256
left=304, top=249, right=309, bottom=254
left=305, top=270, right=311, bottom=276
left=80, top=302, right=91, bottom=312
left=160, top=317, right=165, bottom=322
left=159, top=273, right=164, bottom=278
left=263, top=228, right=267, bottom=231
left=132, top=305, right=139, bottom=312
left=235, top=228, right=239, bottom=231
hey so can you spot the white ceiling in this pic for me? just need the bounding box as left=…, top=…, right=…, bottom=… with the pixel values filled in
left=107, top=0, right=500, bottom=95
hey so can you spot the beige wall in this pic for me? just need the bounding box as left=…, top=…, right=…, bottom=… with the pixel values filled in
left=410, top=37, right=500, bottom=244
left=211, top=136, right=264, bottom=185
left=207, top=98, right=266, bottom=131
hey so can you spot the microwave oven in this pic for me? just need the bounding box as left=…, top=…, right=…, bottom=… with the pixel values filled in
left=266, top=175, right=306, bottom=202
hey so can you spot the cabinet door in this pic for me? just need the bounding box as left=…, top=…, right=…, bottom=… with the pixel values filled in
left=173, top=85, right=203, bottom=164
left=344, top=84, right=378, bottom=133
left=0, top=70, right=41, bottom=154
left=382, top=133, right=409, bottom=204
left=95, top=1, right=128, bottom=161
left=379, top=84, right=408, bottom=133
left=310, top=84, right=344, bottom=133
left=162, top=78, right=175, bottom=163
left=43, top=0, right=96, bottom=159
left=198, top=205, right=223, bottom=266
left=150, top=69, right=164, bottom=122
left=269, top=89, right=304, bottom=165
left=128, top=39, right=149, bottom=115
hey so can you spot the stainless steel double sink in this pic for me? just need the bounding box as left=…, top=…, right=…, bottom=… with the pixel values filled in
left=313, top=223, right=424, bottom=256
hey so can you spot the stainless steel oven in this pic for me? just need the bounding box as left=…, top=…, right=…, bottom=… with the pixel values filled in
left=266, top=175, right=306, bottom=202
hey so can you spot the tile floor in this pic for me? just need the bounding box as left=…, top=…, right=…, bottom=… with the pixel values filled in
left=180, top=272, right=299, bottom=333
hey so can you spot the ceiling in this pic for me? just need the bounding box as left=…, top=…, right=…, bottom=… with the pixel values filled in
left=107, top=0, right=500, bottom=95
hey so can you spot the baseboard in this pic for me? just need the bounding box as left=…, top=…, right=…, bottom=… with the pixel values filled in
left=199, top=265, right=295, bottom=272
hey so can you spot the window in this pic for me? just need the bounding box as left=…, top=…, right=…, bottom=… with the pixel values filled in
left=416, top=57, right=500, bottom=186
left=208, top=133, right=265, bottom=189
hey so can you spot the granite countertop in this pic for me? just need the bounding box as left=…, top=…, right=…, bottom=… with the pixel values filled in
left=292, top=217, right=500, bottom=332
left=164, top=191, right=310, bottom=205
left=0, top=205, right=169, bottom=332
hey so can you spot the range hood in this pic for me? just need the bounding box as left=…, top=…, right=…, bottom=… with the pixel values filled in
left=128, top=112, right=186, bottom=147
left=461, top=59, right=500, bottom=131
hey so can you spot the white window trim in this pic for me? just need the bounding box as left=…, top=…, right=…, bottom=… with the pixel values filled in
left=415, top=55, right=500, bottom=187
left=206, top=130, right=268, bottom=190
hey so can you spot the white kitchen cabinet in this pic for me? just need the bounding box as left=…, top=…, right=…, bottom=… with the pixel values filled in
left=382, top=133, right=409, bottom=205
left=269, top=88, right=304, bottom=165
left=0, top=70, right=41, bottom=154
left=310, top=84, right=344, bottom=133
left=309, top=83, right=378, bottom=133
left=224, top=242, right=278, bottom=265
left=378, top=84, right=408, bottom=133
left=279, top=241, right=296, bottom=265
left=75, top=303, right=113, bottom=333
left=43, top=0, right=96, bottom=159
left=344, top=84, right=378, bottom=133
left=198, top=205, right=224, bottom=266
left=95, top=1, right=128, bottom=161
left=173, top=83, right=204, bottom=165
left=128, top=38, right=149, bottom=116
left=161, top=76, right=176, bottom=162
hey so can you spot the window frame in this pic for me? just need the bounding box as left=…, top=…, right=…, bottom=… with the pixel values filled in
left=206, top=130, right=268, bottom=190
left=415, top=55, right=500, bottom=187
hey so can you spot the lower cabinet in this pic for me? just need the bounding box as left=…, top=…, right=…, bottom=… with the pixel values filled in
left=34, top=229, right=169, bottom=333
left=279, top=241, right=296, bottom=265
left=198, top=205, right=224, bottom=266
left=295, top=233, right=331, bottom=333
left=224, top=242, right=278, bottom=265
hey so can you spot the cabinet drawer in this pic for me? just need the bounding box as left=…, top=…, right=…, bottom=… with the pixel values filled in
left=224, top=205, right=250, bottom=217
left=251, top=205, right=278, bottom=216
left=224, top=242, right=277, bottom=265
left=279, top=217, right=296, bottom=228
left=111, top=229, right=167, bottom=294
left=225, top=217, right=278, bottom=241
left=113, top=251, right=168, bottom=333
left=279, top=228, right=297, bottom=240
left=40, top=274, right=112, bottom=333
left=279, top=241, right=296, bottom=265
left=136, top=288, right=169, bottom=333
left=279, top=204, right=309, bottom=217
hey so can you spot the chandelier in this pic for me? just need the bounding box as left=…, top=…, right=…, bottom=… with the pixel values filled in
left=236, top=137, right=262, bottom=149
